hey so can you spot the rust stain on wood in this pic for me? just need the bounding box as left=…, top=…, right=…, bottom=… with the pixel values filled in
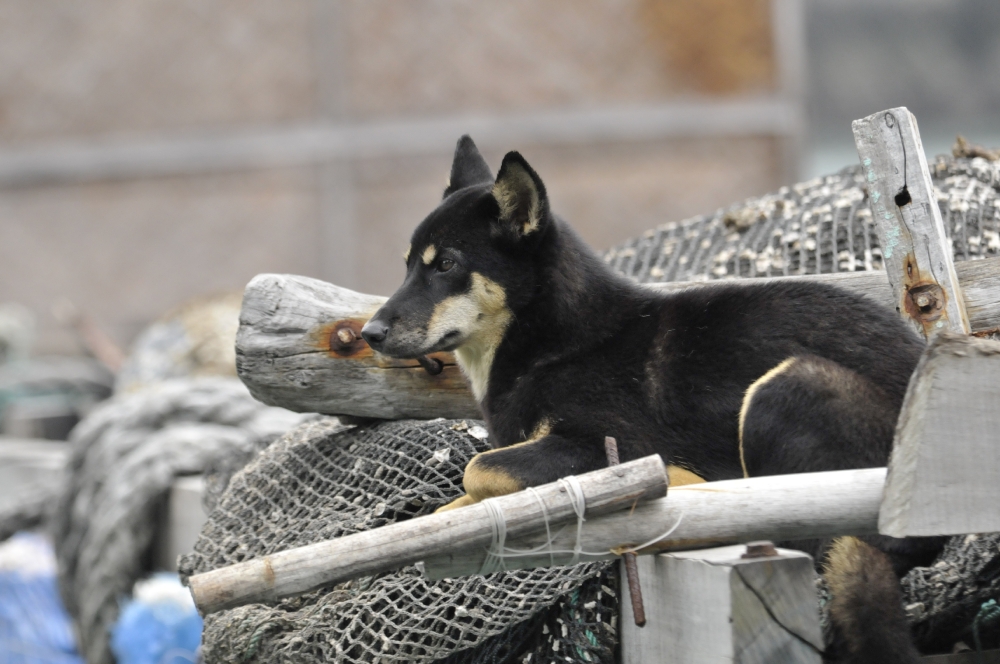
left=900, top=252, right=950, bottom=336
left=310, top=320, right=466, bottom=381
left=262, top=557, right=275, bottom=587
left=314, top=319, right=372, bottom=359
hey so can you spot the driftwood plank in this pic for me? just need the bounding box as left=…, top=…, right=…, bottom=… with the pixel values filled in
left=879, top=333, right=1000, bottom=537
left=187, top=454, right=667, bottom=615
left=853, top=107, right=971, bottom=337
left=238, top=259, right=1000, bottom=419
left=422, top=467, right=885, bottom=579
left=620, top=545, right=822, bottom=664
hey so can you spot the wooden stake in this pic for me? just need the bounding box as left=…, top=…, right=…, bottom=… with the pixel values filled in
left=605, top=436, right=646, bottom=628
left=187, top=454, right=668, bottom=615
left=853, top=107, right=971, bottom=337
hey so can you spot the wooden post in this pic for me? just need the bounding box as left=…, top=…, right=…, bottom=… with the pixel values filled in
left=620, top=544, right=822, bottom=664
left=236, top=273, right=480, bottom=420
left=880, top=333, right=1000, bottom=537
left=853, top=107, right=971, bottom=337
left=236, top=263, right=1000, bottom=419
left=187, top=454, right=667, bottom=615
left=423, top=467, right=885, bottom=579
left=152, top=476, right=208, bottom=572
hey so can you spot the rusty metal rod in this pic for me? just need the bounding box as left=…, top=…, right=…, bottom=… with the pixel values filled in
left=605, top=436, right=647, bottom=627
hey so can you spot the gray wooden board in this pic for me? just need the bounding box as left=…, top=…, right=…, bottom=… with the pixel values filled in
left=620, top=545, right=822, bottom=664
left=853, top=107, right=971, bottom=337
left=880, top=333, right=1000, bottom=537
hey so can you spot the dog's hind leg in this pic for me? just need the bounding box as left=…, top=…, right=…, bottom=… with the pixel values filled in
left=822, top=537, right=922, bottom=664
left=739, top=355, right=938, bottom=663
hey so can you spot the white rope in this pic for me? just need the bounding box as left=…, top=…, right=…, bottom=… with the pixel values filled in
left=477, top=474, right=687, bottom=572
left=558, top=476, right=587, bottom=565
left=479, top=497, right=508, bottom=575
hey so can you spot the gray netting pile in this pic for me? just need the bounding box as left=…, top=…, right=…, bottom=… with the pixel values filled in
left=180, top=418, right=617, bottom=664
left=182, top=150, right=1000, bottom=663
left=605, top=155, right=999, bottom=283
left=51, top=378, right=307, bottom=664
left=904, top=533, right=1000, bottom=652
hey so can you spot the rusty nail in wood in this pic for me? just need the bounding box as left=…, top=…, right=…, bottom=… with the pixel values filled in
left=416, top=355, right=443, bottom=375
left=914, top=292, right=933, bottom=309
left=605, top=436, right=646, bottom=627
left=336, top=327, right=357, bottom=346
left=742, top=541, right=778, bottom=558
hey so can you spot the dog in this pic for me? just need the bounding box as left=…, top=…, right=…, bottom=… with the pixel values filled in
left=361, top=136, right=944, bottom=663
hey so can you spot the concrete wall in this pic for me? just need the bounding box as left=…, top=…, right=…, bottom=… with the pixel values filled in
left=0, top=0, right=803, bottom=355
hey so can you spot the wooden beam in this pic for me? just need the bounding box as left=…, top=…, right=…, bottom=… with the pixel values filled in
left=853, top=107, right=971, bottom=337
left=620, top=545, right=822, bottom=664
left=238, top=259, right=1000, bottom=419
left=422, top=467, right=885, bottom=579
left=187, top=454, right=668, bottom=615
left=879, top=333, right=1000, bottom=537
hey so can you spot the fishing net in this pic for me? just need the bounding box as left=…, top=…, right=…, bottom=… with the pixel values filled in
left=179, top=418, right=616, bottom=663
left=184, top=150, right=1000, bottom=663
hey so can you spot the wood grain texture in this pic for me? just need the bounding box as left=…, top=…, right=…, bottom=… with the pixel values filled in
left=853, top=107, right=971, bottom=337
left=236, top=273, right=480, bottom=419
left=187, top=454, right=668, bottom=615
left=238, top=260, right=1000, bottom=419
left=620, top=545, right=822, bottom=664
left=879, top=333, right=1000, bottom=537
left=423, top=467, right=885, bottom=579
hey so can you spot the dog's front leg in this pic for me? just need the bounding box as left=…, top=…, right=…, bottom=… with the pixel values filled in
left=436, top=434, right=607, bottom=512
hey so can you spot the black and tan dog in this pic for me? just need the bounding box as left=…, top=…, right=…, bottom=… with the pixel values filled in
left=362, top=136, right=942, bottom=663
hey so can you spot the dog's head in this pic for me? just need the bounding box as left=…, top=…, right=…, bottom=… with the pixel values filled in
left=361, top=136, right=552, bottom=371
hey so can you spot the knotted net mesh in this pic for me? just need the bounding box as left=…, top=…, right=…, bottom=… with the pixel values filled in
left=182, top=151, right=1000, bottom=663
left=179, top=418, right=617, bottom=663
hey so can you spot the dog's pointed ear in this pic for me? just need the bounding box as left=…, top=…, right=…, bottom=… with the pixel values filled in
left=444, top=135, right=493, bottom=198
left=491, top=151, right=549, bottom=240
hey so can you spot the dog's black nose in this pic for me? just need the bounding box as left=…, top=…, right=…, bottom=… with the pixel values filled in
left=361, top=319, right=389, bottom=347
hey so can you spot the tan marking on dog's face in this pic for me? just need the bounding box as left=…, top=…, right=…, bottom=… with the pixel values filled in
left=427, top=272, right=512, bottom=401
left=403, top=244, right=411, bottom=263
left=492, top=163, right=541, bottom=235
left=422, top=245, right=437, bottom=265
left=738, top=357, right=798, bottom=478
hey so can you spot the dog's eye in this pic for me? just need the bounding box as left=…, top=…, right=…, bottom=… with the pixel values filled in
left=437, top=258, right=455, bottom=273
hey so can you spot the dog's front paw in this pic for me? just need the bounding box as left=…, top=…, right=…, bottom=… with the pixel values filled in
left=435, top=494, right=477, bottom=513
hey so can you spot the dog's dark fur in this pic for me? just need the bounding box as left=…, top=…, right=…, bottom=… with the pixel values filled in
left=362, top=136, right=943, bottom=663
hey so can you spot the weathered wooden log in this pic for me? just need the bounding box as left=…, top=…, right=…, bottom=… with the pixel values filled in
left=187, top=454, right=668, bottom=615
left=236, top=273, right=480, bottom=419
left=854, top=107, right=971, bottom=337
left=879, top=333, right=1000, bottom=537
left=237, top=261, right=1000, bottom=419
left=620, top=545, right=822, bottom=664
left=422, top=467, right=886, bottom=579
